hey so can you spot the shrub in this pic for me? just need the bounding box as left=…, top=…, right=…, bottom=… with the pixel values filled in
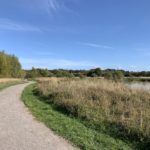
left=104, top=72, right=113, bottom=80
left=104, top=71, right=124, bottom=82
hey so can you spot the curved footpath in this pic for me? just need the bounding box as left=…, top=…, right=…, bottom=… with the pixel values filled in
left=0, top=82, right=77, bottom=150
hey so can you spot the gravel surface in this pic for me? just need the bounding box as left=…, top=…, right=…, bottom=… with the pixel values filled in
left=0, top=83, right=77, bottom=150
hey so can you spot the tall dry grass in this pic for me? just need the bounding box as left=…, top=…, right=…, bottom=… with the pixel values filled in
left=37, top=77, right=150, bottom=139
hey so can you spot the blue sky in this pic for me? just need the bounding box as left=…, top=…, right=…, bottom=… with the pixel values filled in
left=0, top=0, right=150, bottom=71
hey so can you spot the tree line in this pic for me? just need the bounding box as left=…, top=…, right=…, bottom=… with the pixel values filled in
left=25, top=68, right=124, bottom=81
left=0, top=51, right=24, bottom=78
left=25, top=68, right=150, bottom=81
left=1, top=51, right=150, bottom=80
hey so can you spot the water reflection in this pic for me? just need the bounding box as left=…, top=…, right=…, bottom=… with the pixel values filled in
left=127, top=82, right=150, bottom=91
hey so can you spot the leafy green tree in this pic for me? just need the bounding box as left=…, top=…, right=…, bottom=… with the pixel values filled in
left=113, top=71, right=124, bottom=82
left=94, top=68, right=102, bottom=76
left=0, top=51, right=22, bottom=78
left=87, top=68, right=102, bottom=77
left=52, top=69, right=74, bottom=77
left=10, top=55, right=22, bottom=77
left=104, top=72, right=113, bottom=80
left=39, top=69, right=50, bottom=77
left=104, top=71, right=124, bottom=82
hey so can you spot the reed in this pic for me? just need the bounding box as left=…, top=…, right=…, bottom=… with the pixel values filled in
left=37, top=78, right=150, bottom=139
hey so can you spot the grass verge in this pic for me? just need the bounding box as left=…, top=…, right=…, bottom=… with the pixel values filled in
left=125, top=77, right=150, bottom=82
left=0, top=80, right=26, bottom=91
left=22, top=84, right=135, bottom=150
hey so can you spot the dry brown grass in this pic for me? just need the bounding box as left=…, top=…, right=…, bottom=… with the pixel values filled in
left=0, top=78, right=21, bottom=83
left=37, top=77, right=150, bottom=138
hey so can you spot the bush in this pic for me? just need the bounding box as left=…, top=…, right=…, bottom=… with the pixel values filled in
left=104, top=71, right=124, bottom=82
left=87, top=68, right=102, bottom=77
left=104, top=72, right=113, bottom=80
left=113, top=71, right=124, bottom=81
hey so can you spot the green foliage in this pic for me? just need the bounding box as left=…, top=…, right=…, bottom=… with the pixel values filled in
left=0, top=51, right=22, bottom=78
left=87, top=68, right=102, bottom=77
left=25, top=68, right=52, bottom=78
left=39, top=68, right=49, bottom=77
left=125, top=77, right=150, bottom=82
left=113, top=71, right=124, bottom=81
left=52, top=69, right=74, bottom=78
left=104, top=72, right=113, bottom=80
left=24, top=67, right=150, bottom=80
left=104, top=71, right=124, bottom=81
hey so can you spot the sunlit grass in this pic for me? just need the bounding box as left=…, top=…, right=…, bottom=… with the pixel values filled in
left=0, top=78, right=26, bottom=90
left=22, top=84, right=134, bottom=150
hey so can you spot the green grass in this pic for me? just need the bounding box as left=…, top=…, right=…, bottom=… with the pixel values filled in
left=0, top=80, right=26, bottom=91
left=125, top=77, right=150, bottom=82
left=21, top=84, right=136, bottom=150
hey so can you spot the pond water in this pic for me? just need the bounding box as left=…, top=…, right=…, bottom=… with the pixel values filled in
left=127, top=82, right=150, bottom=91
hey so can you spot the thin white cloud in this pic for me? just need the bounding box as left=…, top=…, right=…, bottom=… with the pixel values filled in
left=48, top=0, right=61, bottom=11
left=46, top=0, right=79, bottom=15
left=16, top=0, right=77, bottom=15
left=0, top=18, right=41, bottom=32
left=81, top=42, right=113, bottom=49
left=20, top=58, right=98, bottom=69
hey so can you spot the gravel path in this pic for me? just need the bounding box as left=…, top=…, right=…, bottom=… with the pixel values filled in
left=0, top=83, right=77, bottom=150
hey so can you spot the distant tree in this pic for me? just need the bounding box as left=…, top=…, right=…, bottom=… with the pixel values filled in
left=104, top=71, right=124, bottom=82
left=113, top=71, right=124, bottom=82
left=87, top=68, right=102, bottom=77
left=38, top=69, right=50, bottom=77
left=94, top=68, right=102, bottom=76
left=104, top=72, right=113, bottom=80
left=49, top=71, right=54, bottom=77
left=27, top=67, right=40, bottom=78
left=52, top=69, right=74, bottom=77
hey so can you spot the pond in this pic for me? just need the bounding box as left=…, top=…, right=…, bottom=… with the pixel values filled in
left=127, top=82, right=150, bottom=91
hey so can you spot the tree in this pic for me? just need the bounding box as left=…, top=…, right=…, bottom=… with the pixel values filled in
left=87, top=68, right=102, bottom=77
left=104, top=71, right=124, bottom=82
left=10, top=55, right=22, bottom=77
left=113, top=71, right=124, bottom=82
left=0, top=51, right=22, bottom=78
left=94, top=68, right=102, bottom=76
left=104, top=72, right=113, bottom=80
left=52, top=69, right=74, bottom=77
left=38, top=69, right=50, bottom=77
